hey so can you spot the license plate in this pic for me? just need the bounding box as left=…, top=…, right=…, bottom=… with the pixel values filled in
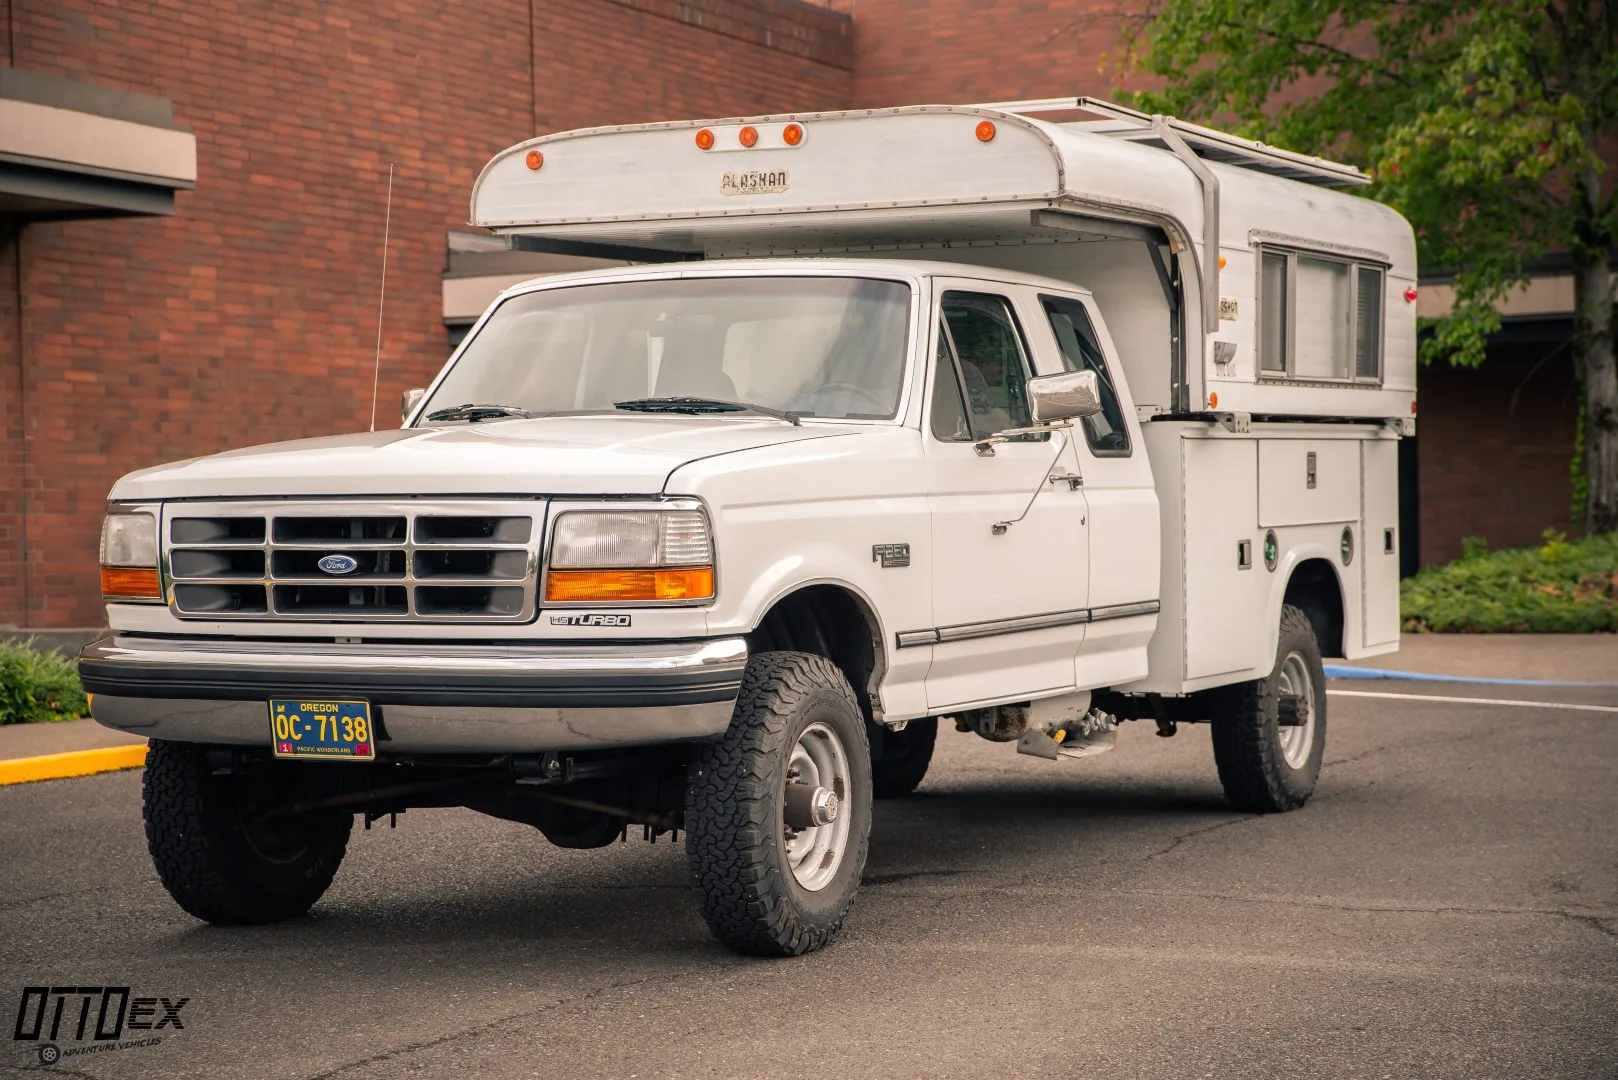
left=269, top=699, right=376, bottom=761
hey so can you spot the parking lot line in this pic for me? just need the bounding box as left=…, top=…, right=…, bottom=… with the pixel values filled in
left=1328, top=689, right=1618, bottom=714
left=0, top=744, right=149, bottom=786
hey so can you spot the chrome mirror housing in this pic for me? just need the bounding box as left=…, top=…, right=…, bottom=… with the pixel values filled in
left=401, top=387, right=426, bottom=422
left=1028, top=370, right=1102, bottom=424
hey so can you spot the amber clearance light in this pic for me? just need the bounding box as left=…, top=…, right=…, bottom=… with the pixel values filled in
left=524, top=150, right=544, bottom=170
left=545, top=568, right=714, bottom=603
left=738, top=126, right=759, bottom=148
left=101, top=566, right=162, bottom=601
left=975, top=120, right=997, bottom=142
left=782, top=123, right=804, bottom=146
left=695, top=128, right=716, bottom=150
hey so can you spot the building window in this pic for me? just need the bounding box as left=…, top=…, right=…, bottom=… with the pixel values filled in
left=1257, top=246, right=1385, bottom=383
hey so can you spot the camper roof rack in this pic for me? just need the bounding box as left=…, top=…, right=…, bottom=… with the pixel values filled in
left=974, top=97, right=1370, bottom=189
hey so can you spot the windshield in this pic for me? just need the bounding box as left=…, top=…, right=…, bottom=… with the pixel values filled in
left=421, top=275, right=913, bottom=422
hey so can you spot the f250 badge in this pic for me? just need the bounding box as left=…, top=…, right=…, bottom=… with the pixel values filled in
left=551, top=614, right=632, bottom=627
left=872, top=543, right=910, bottom=568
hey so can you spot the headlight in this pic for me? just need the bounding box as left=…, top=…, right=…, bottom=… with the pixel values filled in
left=546, top=509, right=714, bottom=602
left=100, top=512, right=162, bottom=601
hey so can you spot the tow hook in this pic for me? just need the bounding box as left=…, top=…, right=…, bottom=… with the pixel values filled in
left=783, top=783, right=838, bottom=829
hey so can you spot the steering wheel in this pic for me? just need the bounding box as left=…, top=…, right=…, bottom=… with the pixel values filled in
left=803, top=381, right=890, bottom=415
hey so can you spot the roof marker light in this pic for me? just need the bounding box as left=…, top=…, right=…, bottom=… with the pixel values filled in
left=783, top=123, right=804, bottom=146
left=524, top=150, right=543, bottom=170
left=738, top=126, right=759, bottom=148
left=975, top=120, right=997, bottom=143
left=695, top=128, right=715, bottom=150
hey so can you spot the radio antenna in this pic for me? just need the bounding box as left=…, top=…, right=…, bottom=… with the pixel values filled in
left=368, top=163, right=395, bottom=432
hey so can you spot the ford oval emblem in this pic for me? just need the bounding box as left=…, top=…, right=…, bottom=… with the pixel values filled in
left=318, top=553, right=359, bottom=575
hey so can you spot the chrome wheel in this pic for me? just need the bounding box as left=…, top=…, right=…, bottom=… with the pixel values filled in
left=783, top=721, right=851, bottom=892
left=1276, top=649, right=1316, bottom=769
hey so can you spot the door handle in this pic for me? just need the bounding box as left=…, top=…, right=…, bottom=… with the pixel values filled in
left=1047, top=468, right=1082, bottom=491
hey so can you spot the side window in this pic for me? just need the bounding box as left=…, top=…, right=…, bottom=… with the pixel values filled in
left=1039, top=294, right=1132, bottom=457
left=1257, top=247, right=1384, bottom=383
left=930, top=292, right=1033, bottom=442
left=929, top=321, right=971, bottom=441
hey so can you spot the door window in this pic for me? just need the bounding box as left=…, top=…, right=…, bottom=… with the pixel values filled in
left=1038, top=294, right=1132, bottom=456
left=930, top=292, right=1033, bottom=442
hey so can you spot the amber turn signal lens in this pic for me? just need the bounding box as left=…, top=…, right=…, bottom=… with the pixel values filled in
left=101, top=566, right=161, bottom=600
left=738, top=126, right=759, bottom=148
left=695, top=128, right=715, bottom=150
left=975, top=120, right=996, bottom=142
left=1209, top=391, right=1219, bottom=409
left=524, top=150, right=544, bottom=170
left=545, top=567, right=714, bottom=603
left=782, top=123, right=804, bottom=146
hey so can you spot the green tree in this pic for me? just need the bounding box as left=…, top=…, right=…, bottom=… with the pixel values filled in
left=1121, top=0, right=1617, bottom=532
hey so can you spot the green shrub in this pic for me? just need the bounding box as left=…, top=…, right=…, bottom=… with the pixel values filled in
left=0, top=639, right=90, bottom=724
left=1402, top=530, right=1618, bottom=633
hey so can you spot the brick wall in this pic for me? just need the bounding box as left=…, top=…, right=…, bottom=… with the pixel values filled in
left=2, top=0, right=853, bottom=629
left=848, top=0, right=1133, bottom=107
left=1416, top=341, right=1581, bottom=567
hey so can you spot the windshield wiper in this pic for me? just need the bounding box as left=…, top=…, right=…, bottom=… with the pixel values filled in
left=613, top=396, right=801, bottom=426
left=424, top=403, right=535, bottom=423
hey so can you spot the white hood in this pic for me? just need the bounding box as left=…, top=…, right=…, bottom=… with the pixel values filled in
left=109, top=416, right=855, bottom=500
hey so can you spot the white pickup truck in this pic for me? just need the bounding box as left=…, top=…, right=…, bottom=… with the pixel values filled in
left=83, top=99, right=1414, bottom=956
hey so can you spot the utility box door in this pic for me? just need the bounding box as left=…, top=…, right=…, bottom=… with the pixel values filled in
left=1184, top=438, right=1261, bottom=679
left=1258, top=439, right=1361, bottom=527
left=1361, top=438, right=1401, bottom=647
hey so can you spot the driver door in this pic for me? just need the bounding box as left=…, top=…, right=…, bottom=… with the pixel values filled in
left=920, top=285, right=1091, bottom=711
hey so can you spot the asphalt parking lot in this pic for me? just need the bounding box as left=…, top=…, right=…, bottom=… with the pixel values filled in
left=2, top=649, right=1615, bottom=1079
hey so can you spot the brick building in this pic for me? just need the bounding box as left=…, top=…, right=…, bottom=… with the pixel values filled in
left=0, top=0, right=1590, bottom=635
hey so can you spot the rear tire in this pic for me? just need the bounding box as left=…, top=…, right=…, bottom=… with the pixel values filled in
left=685, top=651, right=871, bottom=956
left=871, top=717, right=937, bottom=798
left=1210, top=604, right=1327, bottom=813
left=143, top=740, right=352, bottom=924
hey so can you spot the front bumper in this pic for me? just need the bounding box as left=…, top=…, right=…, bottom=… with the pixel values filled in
left=80, top=634, right=748, bottom=754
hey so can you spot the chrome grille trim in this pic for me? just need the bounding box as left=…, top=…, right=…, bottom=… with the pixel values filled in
left=162, top=499, right=545, bottom=623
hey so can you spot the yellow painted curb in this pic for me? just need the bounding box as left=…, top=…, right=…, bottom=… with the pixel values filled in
left=0, top=744, right=149, bottom=786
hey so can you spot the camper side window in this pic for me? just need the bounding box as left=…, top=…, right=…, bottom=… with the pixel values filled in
left=1257, top=247, right=1385, bottom=384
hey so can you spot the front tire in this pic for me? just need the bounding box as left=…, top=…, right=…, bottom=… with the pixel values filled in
left=143, top=740, right=352, bottom=924
left=1210, top=604, right=1327, bottom=813
left=685, top=652, right=872, bottom=956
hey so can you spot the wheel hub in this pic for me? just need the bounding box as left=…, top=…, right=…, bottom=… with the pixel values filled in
left=782, top=721, right=852, bottom=892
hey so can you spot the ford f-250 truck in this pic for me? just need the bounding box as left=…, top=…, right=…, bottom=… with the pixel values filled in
left=82, top=99, right=1414, bottom=955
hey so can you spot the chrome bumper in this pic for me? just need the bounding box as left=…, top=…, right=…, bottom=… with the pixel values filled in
left=81, top=634, right=747, bottom=754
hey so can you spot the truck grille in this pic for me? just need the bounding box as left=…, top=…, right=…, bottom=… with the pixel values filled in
left=163, top=500, right=543, bottom=622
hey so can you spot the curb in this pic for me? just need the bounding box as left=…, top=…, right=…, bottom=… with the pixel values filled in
left=1323, top=664, right=1618, bottom=688
left=0, top=744, right=149, bottom=787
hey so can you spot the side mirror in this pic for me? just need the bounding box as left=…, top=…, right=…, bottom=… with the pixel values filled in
left=401, top=387, right=426, bottom=422
left=1027, top=370, right=1102, bottom=424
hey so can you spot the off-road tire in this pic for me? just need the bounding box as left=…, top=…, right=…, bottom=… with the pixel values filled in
left=685, top=651, right=872, bottom=956
left=1210, top=604, right=1327, bottom=813
left=871, top=717, right=937, bottom=798
left=143, top=740, right=352, bottom=924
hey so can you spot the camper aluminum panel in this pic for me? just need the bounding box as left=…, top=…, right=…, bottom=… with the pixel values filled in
left=472, top=105, right=1415, bottom=424
left=473, top=109, right=1063, bottom=230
